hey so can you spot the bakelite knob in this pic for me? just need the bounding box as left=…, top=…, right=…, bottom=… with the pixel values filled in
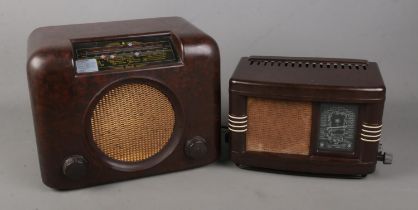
left=185, top=136, right=208, bottom=160
left=383, top=152, right=393, bottom=164
left=377, top=151, right=393, bottom=165
left=62, top=155, right=88, bottom=180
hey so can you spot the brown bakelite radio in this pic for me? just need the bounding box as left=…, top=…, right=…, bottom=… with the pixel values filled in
left=229, top=56, right=392, bottom=177
left=27, top=17, right=220, bottom=189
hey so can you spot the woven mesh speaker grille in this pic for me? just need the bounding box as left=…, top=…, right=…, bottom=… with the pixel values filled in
left=90, top=83, right=175, bottom=162
left=246, top=97, right=312, bottom=155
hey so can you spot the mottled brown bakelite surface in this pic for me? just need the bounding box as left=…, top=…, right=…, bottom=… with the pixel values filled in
left=27, top=17, right=220, bottom=189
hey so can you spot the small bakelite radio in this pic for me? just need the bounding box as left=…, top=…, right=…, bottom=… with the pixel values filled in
left=27, top=17, right=220, bottom=189
left=229, top=56, right=392, bottom=177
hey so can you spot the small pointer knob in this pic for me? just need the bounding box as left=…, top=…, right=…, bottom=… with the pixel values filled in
left=185, top=136, right=208, bottom=160
left=62, top=155, right=88, bottom=180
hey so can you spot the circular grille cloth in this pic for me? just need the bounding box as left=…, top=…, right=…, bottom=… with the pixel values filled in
left=90, top=83, right=175, bottom=162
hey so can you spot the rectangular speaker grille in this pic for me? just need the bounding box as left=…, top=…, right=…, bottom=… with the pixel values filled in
left=246, top=97, right=312, bottom=155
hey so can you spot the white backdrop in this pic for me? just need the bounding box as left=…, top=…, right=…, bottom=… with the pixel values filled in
left=0, top=0, right=417, bottom=209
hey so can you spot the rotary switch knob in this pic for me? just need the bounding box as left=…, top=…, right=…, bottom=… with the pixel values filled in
left=62, top=155, right=88, bottom=180
left=185, top=136, right=208, bottom=160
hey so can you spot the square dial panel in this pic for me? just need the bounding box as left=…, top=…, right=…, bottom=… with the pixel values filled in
left=317, top=103, right=359, bottom=153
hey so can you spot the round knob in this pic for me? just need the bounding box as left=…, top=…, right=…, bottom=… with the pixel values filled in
left=62, top=155, right=87, bottom=180
left=185, top=136, right=208, bottom=160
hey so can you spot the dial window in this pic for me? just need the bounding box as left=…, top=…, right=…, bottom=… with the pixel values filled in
left=317, top=103, right=359, bottom=153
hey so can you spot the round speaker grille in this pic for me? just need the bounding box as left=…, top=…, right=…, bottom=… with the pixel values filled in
left=90, top=83, right=175, bottom=163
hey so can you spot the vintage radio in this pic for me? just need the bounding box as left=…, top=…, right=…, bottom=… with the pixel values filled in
left=27, top=17, right=220, bottom=189
left=229, top=56, right=392, bottom=176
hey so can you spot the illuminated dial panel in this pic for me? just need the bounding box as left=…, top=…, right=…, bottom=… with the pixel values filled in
left=73, top=35, right=179, bottom=73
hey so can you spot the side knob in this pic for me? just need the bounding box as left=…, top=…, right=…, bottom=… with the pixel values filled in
left=383, top=152, right=393, bottom=164
left=377, top=151, right=393, bottom=165
left=62, top=155, right=88, bottom=180
left=185, top=136, right=208, bottom=160
left=377, top=143, right=393, bottom=165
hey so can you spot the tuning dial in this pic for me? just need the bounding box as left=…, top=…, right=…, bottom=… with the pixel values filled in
left=185, top=136, right=208, bottom=160
left=62, top=155, right=88, bottom=180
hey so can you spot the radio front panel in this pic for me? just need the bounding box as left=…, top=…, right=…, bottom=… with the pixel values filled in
left=230, top=97, right=366, bottom=156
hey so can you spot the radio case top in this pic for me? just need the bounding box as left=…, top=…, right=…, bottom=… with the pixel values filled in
left=230, top=56, right=385, bottom=102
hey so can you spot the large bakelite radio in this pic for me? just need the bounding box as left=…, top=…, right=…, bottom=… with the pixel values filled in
left=229, top=56, right=392, bottom=176
left=27, top=17, right=220, bottom=189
